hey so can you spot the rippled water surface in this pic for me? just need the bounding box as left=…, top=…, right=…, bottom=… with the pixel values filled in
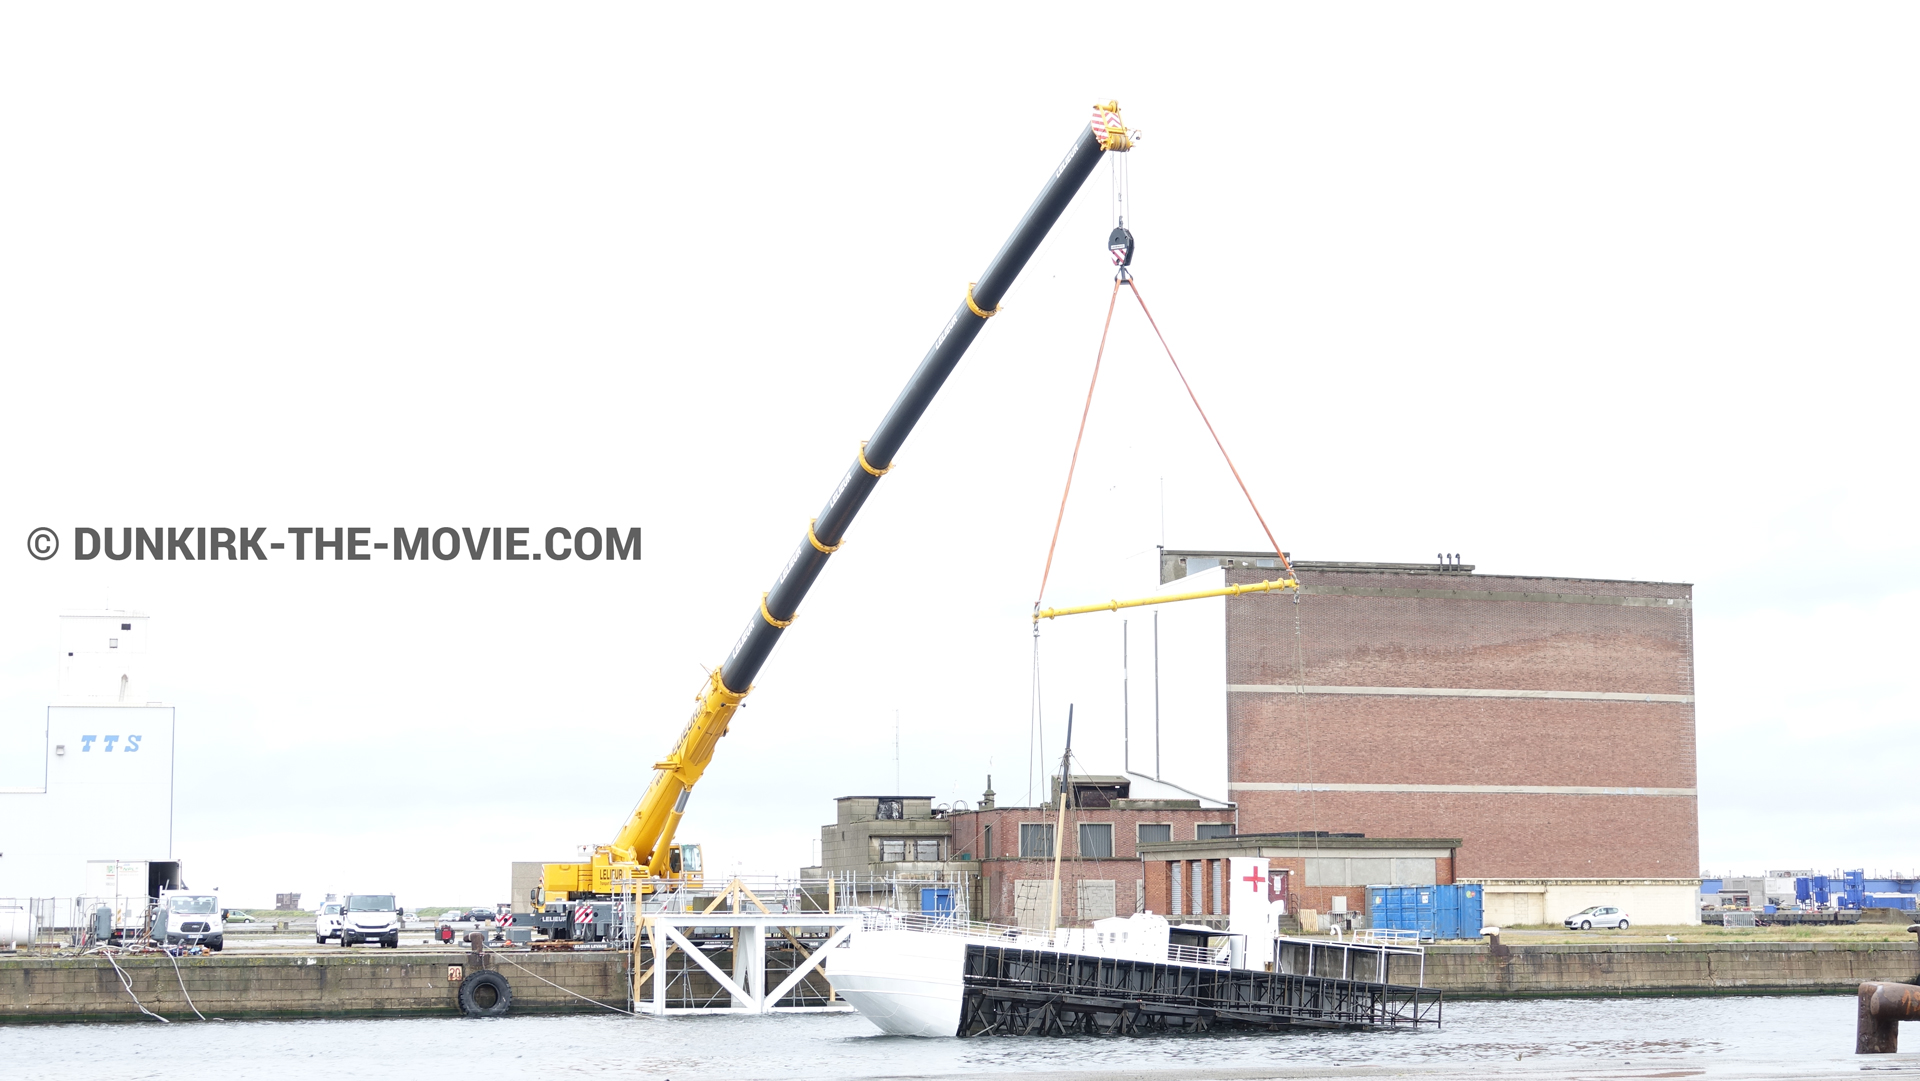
left=0, top=995, right=1888, bottom=1081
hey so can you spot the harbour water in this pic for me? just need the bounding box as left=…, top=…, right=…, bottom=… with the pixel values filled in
left=0, top=994, right=1902, bottom=1081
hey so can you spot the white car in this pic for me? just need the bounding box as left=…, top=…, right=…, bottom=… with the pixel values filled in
left=316, top=901, right=344, bottom=943
left=1565, top=905, right=1630, bottom=930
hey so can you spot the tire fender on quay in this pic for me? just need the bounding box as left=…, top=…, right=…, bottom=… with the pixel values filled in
left=458, top=970, right=512, bottom=1017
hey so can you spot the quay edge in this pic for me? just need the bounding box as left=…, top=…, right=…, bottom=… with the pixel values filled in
left=1424, top=940, right=1920, bottom=999
left=0, top=950, right=630, bottom=1024
left=1, top=940, right=1916, bottom=1023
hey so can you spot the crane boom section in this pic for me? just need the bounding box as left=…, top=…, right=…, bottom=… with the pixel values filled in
left=546, top=105, right=1124, bottom=900
left=718, top=118, right=1111, bottom=691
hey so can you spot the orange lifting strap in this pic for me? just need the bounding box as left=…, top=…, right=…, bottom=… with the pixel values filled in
left=1033, top=274, right=1297, bottom=619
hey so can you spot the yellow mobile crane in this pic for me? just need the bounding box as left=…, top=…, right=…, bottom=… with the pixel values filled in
left=539, top=104, right=1133, bottom=931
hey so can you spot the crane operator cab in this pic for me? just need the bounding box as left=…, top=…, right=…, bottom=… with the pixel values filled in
left=668, top=843, right=704, bottom=888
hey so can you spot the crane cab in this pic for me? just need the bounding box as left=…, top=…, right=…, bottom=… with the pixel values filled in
left=668, top=843, right=704, bottom=889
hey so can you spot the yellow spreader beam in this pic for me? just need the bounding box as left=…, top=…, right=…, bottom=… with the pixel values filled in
left=1034, top=577, right=1299, bottom=621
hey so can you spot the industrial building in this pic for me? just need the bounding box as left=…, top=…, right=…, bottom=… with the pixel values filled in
left=810, top=779, right=1234, bottom=927
left=0, top=611, right=179, bottom=902
left=816, top=551, right=1703, bottom=930
left=1147, top=551, right=1701, bottom=925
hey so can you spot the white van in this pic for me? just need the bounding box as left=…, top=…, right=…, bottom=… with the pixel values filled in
left=156, top=891, right=224, bottom=952
left=316, top=900, right=344, bottom=943
left=339, top=893, right=400, bottom=948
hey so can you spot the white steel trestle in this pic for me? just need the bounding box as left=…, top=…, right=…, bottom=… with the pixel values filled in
left=633, top=912, right=859, bottom=1015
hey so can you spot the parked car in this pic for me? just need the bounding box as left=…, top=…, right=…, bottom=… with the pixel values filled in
left=223, top=910, right=264, bottom=925
left=1565, top=905, right=1630, bottom=930
left=316, top=901, right=344, bottom=943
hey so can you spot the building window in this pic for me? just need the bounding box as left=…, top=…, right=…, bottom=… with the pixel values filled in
left=1019, top=823, right=1055, bottom=858
left=1137, top=823, right=1171, bottom=845
left=1078, top=823, right=1113, bottom=859
left=1170, top=861, right=1183, bottom=915
left=1196, top=823, right=1234, bottom=840
left=1212, top=860, right=1224, bottom=915
left=915, top=839, right=942, bottom=862
left=879, top=839, right=907, bottom=862
left=876, top=799, right=903, bottom=820
left=983, top=825, right=992, bottom=859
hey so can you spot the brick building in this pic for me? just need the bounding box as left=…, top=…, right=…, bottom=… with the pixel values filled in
left=1148, top=551, right=1700, bottom=923
left=810, top=779, right=1235, bottom=928
left=809, top=553, right=1701, bottom=927
left=948, top=776, right=1234, bottom=926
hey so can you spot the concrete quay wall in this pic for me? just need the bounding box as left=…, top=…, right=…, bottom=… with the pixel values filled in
left=1425, top=941, right=1920, bottom=998
left=0, top=951, right=630, bottom=1023
left=3, top=941, right=1915, bottom=1023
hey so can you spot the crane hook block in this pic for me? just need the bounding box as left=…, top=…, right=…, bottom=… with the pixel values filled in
left=1108, top=226, right=1134, bottom=267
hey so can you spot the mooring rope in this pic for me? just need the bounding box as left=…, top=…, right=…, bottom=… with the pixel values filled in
left=481, top=944, right=635, bottom=1015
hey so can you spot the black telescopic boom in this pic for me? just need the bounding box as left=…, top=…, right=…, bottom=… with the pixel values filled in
left=719, top=117, right=1111, bottom=692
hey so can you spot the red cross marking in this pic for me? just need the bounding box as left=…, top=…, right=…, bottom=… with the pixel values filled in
left=1243, top=865, right=1266, bottom=891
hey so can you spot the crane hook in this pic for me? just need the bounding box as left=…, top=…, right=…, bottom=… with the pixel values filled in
left=1108, top=224, right=1134, bottom=270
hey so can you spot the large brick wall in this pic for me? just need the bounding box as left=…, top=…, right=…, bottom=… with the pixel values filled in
left=1221, top=564, right=1697, bottom=879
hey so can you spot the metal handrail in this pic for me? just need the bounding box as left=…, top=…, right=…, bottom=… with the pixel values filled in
left=858, top=909, right=1229, bottom=968
left=1349, top=928, right=1424, bottom=949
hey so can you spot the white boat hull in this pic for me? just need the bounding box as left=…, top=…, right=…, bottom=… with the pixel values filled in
left=824, top=928, right=967, bottom=1037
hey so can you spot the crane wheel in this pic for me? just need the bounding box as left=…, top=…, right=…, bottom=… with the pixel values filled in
left=458, top=970, right=512, bottom=1017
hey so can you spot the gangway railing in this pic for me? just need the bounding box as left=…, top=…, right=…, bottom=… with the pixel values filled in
left=855, top=908, right=1233, bottom=968
left=1275, top=931, right=1427, bottom=987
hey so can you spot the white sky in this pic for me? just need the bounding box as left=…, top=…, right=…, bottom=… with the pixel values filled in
left=2, top=4, right=1914, bottom=908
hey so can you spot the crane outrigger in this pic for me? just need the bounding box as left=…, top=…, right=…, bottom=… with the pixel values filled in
left=540, top=103, right=1134, bottom=912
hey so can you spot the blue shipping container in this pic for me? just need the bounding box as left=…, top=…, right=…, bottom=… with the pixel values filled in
left=1367, top=884, right=1483, bottom=941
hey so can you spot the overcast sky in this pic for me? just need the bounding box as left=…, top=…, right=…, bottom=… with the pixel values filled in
left=3, top=4, right=1914, bottom=908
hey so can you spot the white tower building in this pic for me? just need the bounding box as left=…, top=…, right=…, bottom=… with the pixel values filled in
left=0, top=611, right=178, bottom=901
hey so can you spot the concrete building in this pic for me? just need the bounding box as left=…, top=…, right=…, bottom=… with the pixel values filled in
left=810, top=796, right=977, bottom=916
left=0, top=611, right=178, bottom=900
left=1148, top=551, right=1700, bottom=924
